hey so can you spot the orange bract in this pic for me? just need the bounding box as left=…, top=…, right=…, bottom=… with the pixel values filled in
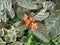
left=25, top=19, right=30, bottom=26
left=24, top=14, right=28, bottom=18
left=23, top=14, right=30, bottom=26
left=30, top=23, right=39, bottom=31
left=23, top=14, right=28, bottom=22
left=30, top=17, right=35, bottom=22
left=23, top=13, right=38, bottom=31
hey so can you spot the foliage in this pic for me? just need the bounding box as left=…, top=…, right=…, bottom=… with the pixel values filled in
left=0, top=0, right=60, bottom=45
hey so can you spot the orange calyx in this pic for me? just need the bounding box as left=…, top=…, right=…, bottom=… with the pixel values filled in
left=30, top=23, right=39, bottom=31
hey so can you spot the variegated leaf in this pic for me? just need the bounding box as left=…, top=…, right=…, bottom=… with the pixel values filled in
left=33, top=24, right=50, bottom=43
left=34, top=9, right=49, bottom=21
left=16, top=0, right=37, bottom=9
left=45, top=11, right=60, bottom=39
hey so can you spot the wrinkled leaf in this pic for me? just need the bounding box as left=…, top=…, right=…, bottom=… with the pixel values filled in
left=16, top=29, right=24, bottom=38
left=4, top=29, right=17, bottom=43
left=33, top=24, right=50, bottom=43
left=16, top=0, right=37, bottom=9
left=4, top=0, right=12, bottom=10
left=4, top=0, right=15, bottom=18
left=8, top=8, right=15, bottom=18
left=45, top=11, right=60, bottom=39
left=16, top=7, right=24, bottom=19
left=34, top=9, right=49, bottom=21
left=14, top=21, right=28, bottom=31
left=11, top=42, right=22, bottom=45
left=0, top=38, right=3, bottom=42
left=2, top=14, right=7, bottom=22
left=0, top=28, right=4, bottom=37
left=0, top=38, right=6, bottom=45
left=0, top=1, right=4, bottom=11
left=43, top=1, right=55, bottom=9
left=36, top=0, right=45, bottom=3
left=0, top=42, right=6, bottom=45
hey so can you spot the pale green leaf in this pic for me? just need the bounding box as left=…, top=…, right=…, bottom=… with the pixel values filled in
left=2, top=14, right=7, bottom=22
left=0, top=1, right=4, bottom=11
left=34, top=9, right=49, bottom=21
left=45, top=11, right=60, bottom=39
left=4, top=0, right=15, bottom=18
left=33, top=24, right=50, bottom=43
left=16, top=0, right=37, bottom=9
left=14, top=21, right=28, bottom=31
left=43, top=1, right=54, bottom=9
left=36, top=0, right=45, bottom=3
left=16, top=7, right=24, bottom=19
left=0, top=42, right=6, bottom=45
left=4, top=0, right=12, bottom=11
left=8, top=8, right=15, bottom=18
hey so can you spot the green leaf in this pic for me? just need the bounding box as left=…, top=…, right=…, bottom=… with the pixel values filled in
left=36, top=0, right=46, bottom=9
left=16, top=0, right=37, bottom=9
left=19, top=25, right=28, bottom=31
left=1, top=14, right=7, bottom=22
left=11, top=42, right=22, bottom=45
left=4, top=0, right=15, bottom=18
left=4, top=28, right=17, bottom=43
left=0, top=38, right=6, bottom=45
left=16, top=7, right=24, bottom=19
left=34, top=9, right=49, bottom=21
left=4, top=0, right=12, bottom=10
left=16, top=30, right=24, bottom=38
left=0, top=38, right=3, bottom=42
left=0, top=10, right=8, bottom=22
left=0, top=11, right=3, bottom=22
left=8, top=8, right=15, bottom=18
left=0, top=1, right=7, bottom=22
left=0, top=42, right=6, bottom=45
left=36, top=0, right=45, bottom=3
left=0, top=28, right=4, bottom=37
left=14, top=21, right=28, bottom=31
left=0, top=1, right=4, bottom=10
left=43, top=1, right=54, bottom=9
left=45, top=11, right=60, bottom=39
left=33, top=24, right=50, bottom=43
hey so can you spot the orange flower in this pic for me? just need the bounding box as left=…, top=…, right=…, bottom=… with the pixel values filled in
left=30, top=23, right=39, bottom=31
left=22, top=13, right=39, bottom=30
left=24, top=14, right=28, bottom=18
left=25, top=19, right=30, bottom=26
left=30, top=17, right=35, bottom=22
left=23, top=14, right=30, bottom=26
left=23, top=14, right=28, bottom=22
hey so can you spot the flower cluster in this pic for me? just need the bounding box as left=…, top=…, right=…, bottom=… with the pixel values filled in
left=23, top=14, right=39, bottom=31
